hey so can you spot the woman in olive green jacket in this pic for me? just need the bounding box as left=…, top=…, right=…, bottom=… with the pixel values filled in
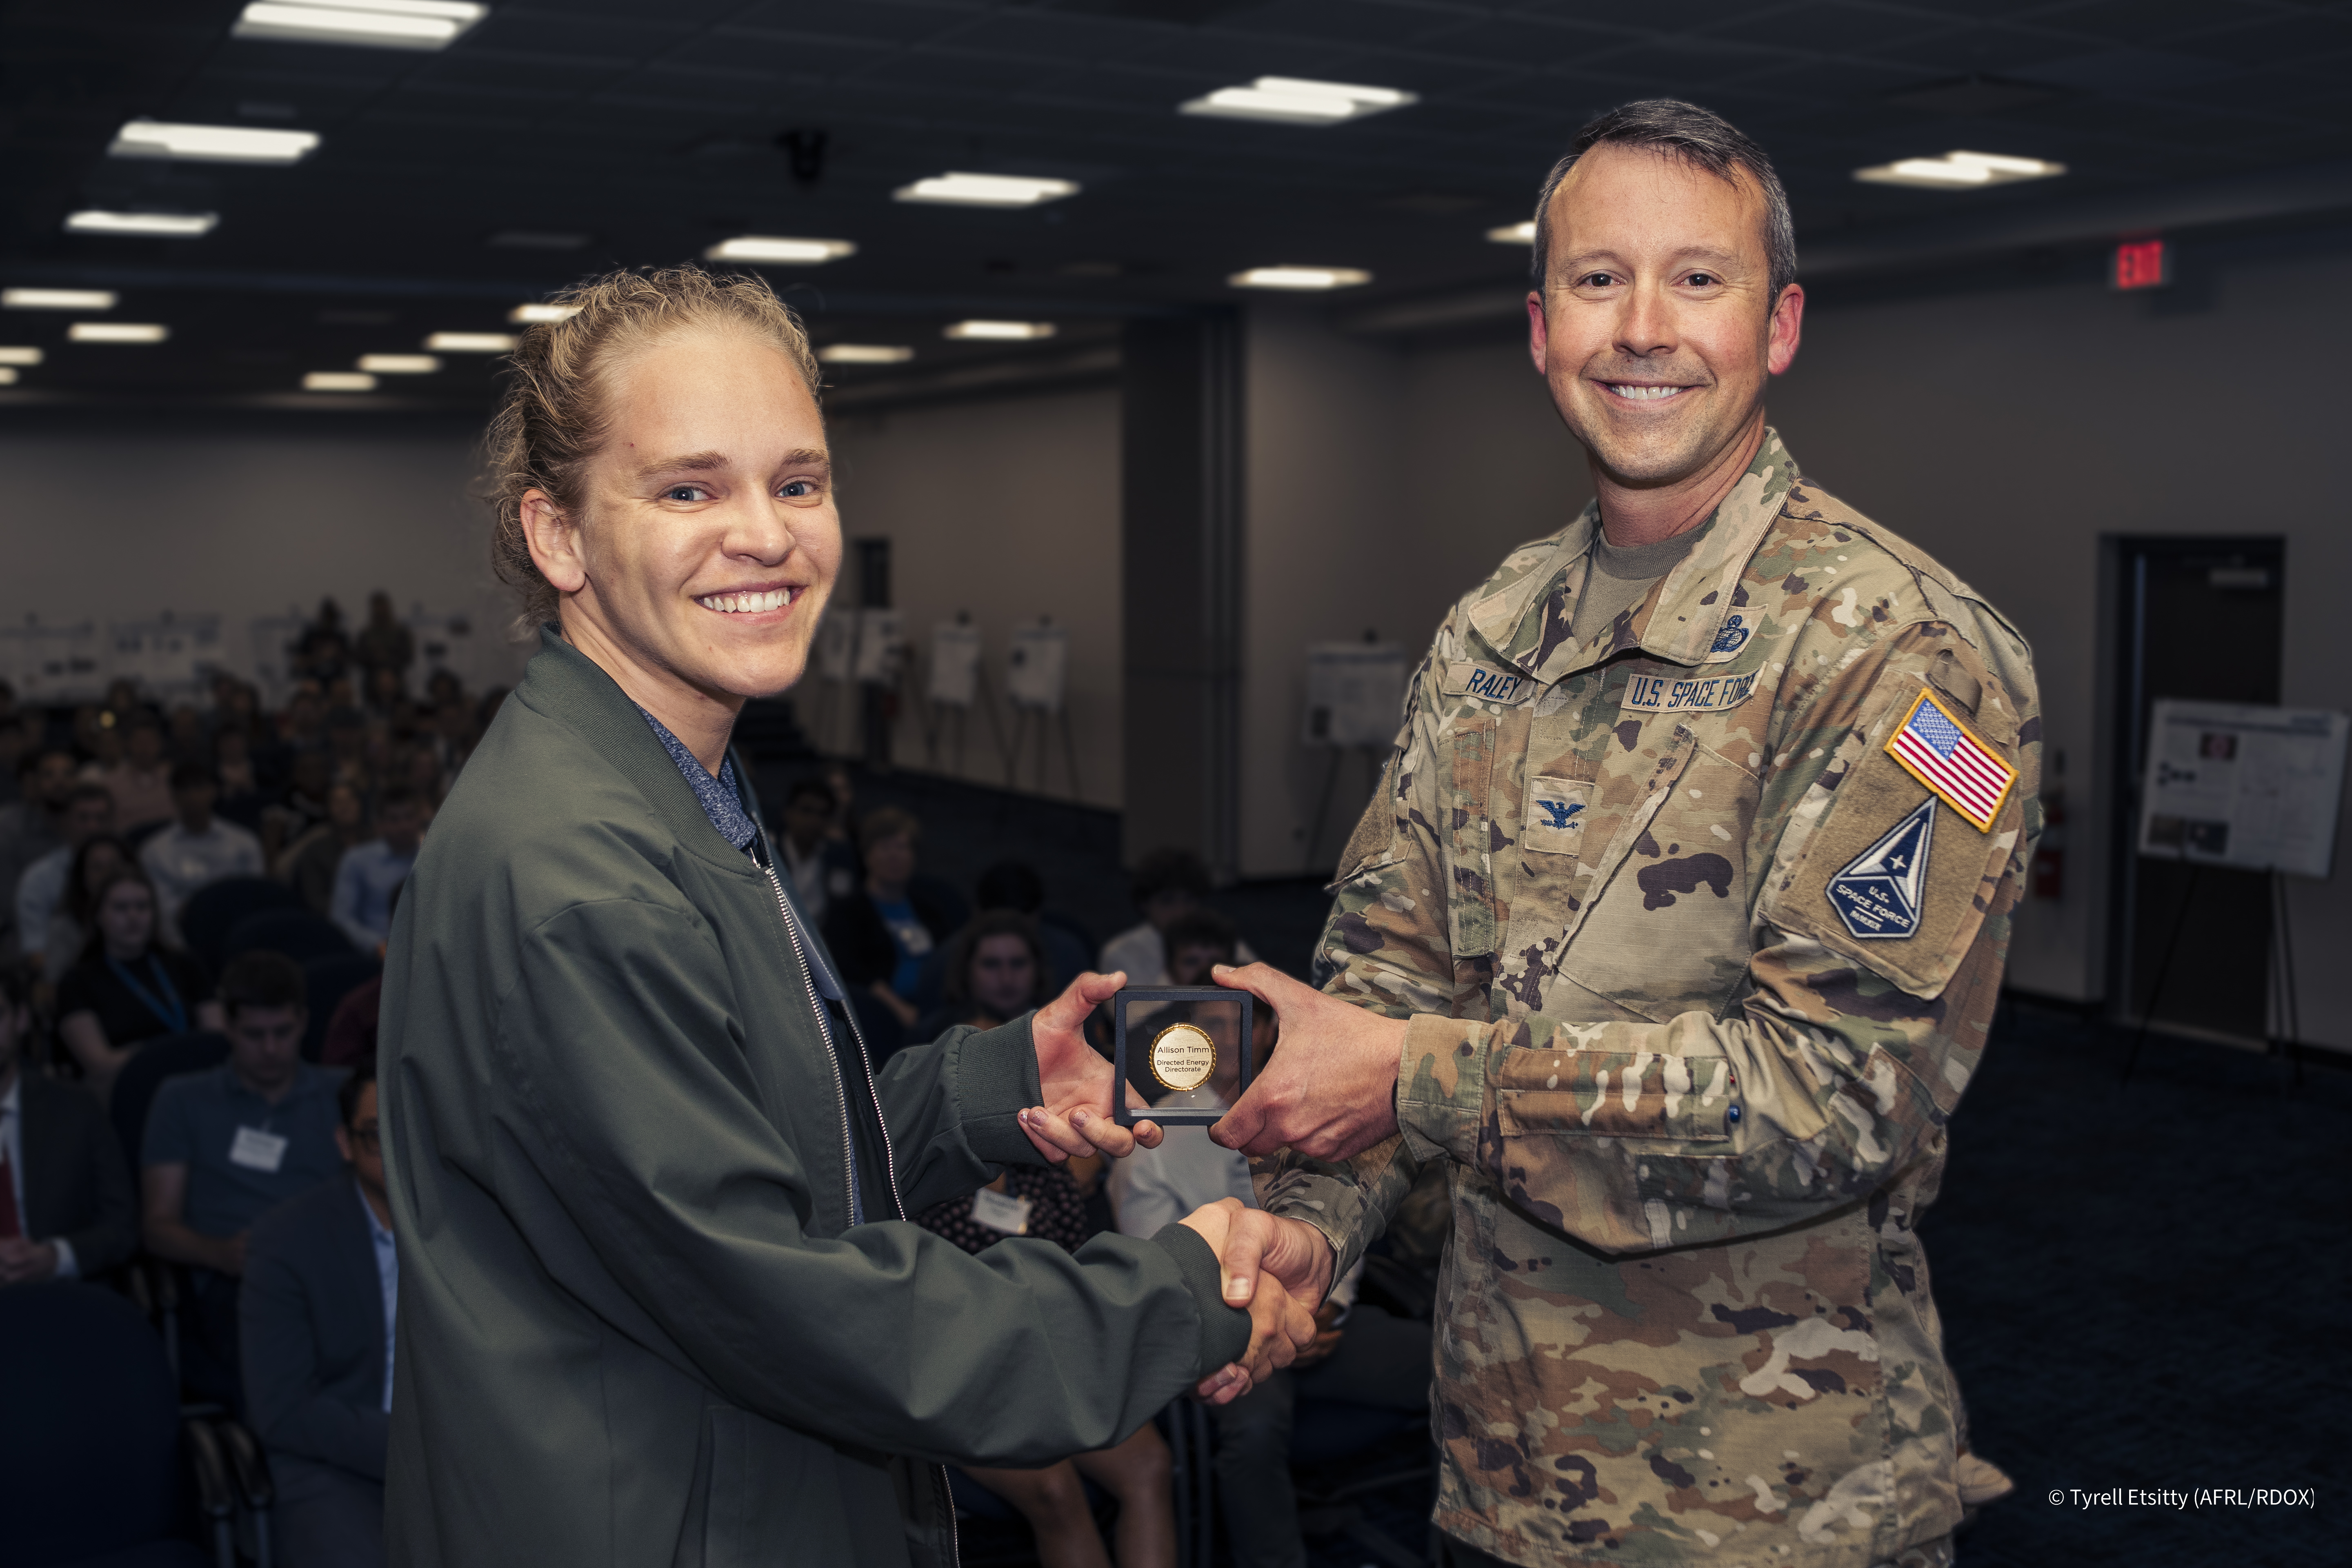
left=380, top=268, right=1312, bottom=1568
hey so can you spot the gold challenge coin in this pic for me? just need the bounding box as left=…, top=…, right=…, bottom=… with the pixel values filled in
left=1147, top=1021, right=1217, bottom=1093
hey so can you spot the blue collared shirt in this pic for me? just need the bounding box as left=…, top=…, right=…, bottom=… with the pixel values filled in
left=636, top=707, right=864, bottom=1221
left=358, top=1179, right=398, bottom=1412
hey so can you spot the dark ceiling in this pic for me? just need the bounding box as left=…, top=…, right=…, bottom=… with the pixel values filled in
left=4, top=0, right=2350, bottom=407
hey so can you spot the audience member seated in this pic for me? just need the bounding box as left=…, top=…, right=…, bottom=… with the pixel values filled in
left=916, top=1162, right=1172, bottom=1568
left=1111, top=1003, right=1431, bottom=1568
left=41, top=833, right=130, bottom=982
left=13, top=783, right=117, bottom=979
left=1098, top=848, right=1255, bottom=985
left=212, top=728, right=268, bottom=835
left=141, top=763, right=266, bottom=946
left=283, top=781, right=368, bottom=918
left=821, top=807, right=954, bottom=1032
left=1161, top=908, right=1243, bottom=988
left=914, top=910, right=1052, bottom=1042
left=142, top=949, right=346, bottom=1409
left=777, top=776, right=856, bottom=921
left=1, top=746, right=80, bottom=963
left=264, top=749, right=334, bottom=867
left=329, top=786, right=426, bottom=952
left=0, top=968, right=137, bottom=1286
left=96, top=712, right=176, bottom=838
left=320, top=887, right=395, bottom=1070
left=241, top=1061, right=394, bottom=1568
left=57, top=865, right=226, bottom=1103
left=973, top=860, right=1094, bottom=1000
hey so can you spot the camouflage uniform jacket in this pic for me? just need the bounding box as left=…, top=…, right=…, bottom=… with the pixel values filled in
left=1258, top=429, right=2041, bottom=1567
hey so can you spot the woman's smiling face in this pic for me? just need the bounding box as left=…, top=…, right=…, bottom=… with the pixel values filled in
left=525, top=325, right=843, bottom=709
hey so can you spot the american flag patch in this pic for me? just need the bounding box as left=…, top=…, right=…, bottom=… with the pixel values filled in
left=1884, top=688, right=2016, bottom=832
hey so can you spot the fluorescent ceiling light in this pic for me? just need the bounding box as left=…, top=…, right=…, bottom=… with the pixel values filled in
left=943, top=320, right=1056, bottom=341
left=1853, top=150, right=2066, bottom=189
left=1229, top=266, right=1372, bottom=291
left=69, top=322, right=169, bottom=343
left=1180, top=76, right=1417, bottom=126
left=0, top=367, right=17, bottom=385
left=1487, top=221, right=1535, bottom=245
left=305, top=371, right=378, bottom=391
left=67, top=210, right=219, bottom=237
left=359, top=353, right=439, bottom=373
left=4, top=288, right=116, bottom=310
left=703, top=235, right=857, bottom=264
left=108, top=119, right=320, bottom=165
left=424, top=331, right=515, bottom=352
left=894, top=173, right=1079, bottom=208
left=0, top=347, right=43, bottom=365
left=817, top=344, right=914, bottom=365
left=233, top=0, right=487, bottom=51
left=507, top=302, right=580, bottom=323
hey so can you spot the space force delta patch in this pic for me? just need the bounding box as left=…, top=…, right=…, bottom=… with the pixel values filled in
left=1621, top=669, right=1759, bottom=714
left=1827, top=798, right=1934, bottom=940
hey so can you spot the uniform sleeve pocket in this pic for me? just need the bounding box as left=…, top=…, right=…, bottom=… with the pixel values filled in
left=1760, top=673, right=2025, bottom=1000
left=1493, top=1049, right=1734, bottom=1142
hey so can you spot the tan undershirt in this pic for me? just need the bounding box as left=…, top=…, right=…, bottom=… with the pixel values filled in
left=1567, top=515, right=1716, bottom=643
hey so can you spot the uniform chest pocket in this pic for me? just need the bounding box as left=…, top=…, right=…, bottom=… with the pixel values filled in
left=1557, top=741, right=1761, bottom=1023
left=1522, top=776, right=1592, bottom=859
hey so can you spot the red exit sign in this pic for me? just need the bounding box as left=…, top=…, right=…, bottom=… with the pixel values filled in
left=2113, top=239, right=2170, bottom=291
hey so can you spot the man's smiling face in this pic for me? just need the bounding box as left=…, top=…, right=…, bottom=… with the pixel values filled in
left=1527, top=142, right=1801, bottom=490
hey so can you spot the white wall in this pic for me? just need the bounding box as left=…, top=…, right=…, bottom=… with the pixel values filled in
left=0, top=416, right=529, bottom=698
left=825, top=386, right=1125, bottom=810
left=1237, top=302, right=1587, bottom=877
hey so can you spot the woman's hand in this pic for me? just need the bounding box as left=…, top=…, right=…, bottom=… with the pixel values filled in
left=1018, top=970, right=1163, bottom=1161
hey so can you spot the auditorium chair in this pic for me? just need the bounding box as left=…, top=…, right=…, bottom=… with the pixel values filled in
left=221, top=908, right=353, bottom=967
left=0, top=1280, right=274, bottom=1568
left=179, top=880, right=302, bottom=979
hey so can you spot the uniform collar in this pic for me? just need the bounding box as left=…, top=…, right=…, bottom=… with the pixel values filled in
left=1468, top=426, right=1803, bottom=683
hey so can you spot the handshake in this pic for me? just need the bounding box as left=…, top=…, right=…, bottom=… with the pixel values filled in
left=1012, top=965, right=1410, bottom=1406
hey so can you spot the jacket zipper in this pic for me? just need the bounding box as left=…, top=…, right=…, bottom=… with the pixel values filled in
left=756, top=847, right=957, bottom=1566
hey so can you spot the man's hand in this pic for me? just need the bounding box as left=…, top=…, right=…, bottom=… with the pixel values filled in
left=1019, top=970, right=1163, bottom=1162
left=1179, top=1199, right=1319, bottom=1404
left=0, top=1236, right=59, bottom=1284
left=1206, top=962, right=1408, bottom=1160
left=1291, top=1302, right=1345, bottom=1370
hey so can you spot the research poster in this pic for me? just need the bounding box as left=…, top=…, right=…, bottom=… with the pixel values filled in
left=928, top=621, right=982, bottom=707
left=1006, top=623, right=1067, bottom=713
left=2137, top=700, right=2347, bottom=878
left=1301, top=642, right=1408, bottom=747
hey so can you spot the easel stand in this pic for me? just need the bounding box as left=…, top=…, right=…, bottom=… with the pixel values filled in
left=1007, top=701, right=1083, bottom=801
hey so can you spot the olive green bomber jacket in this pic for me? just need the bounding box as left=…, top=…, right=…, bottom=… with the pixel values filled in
left=380, top=630, right=1246, bottom=1568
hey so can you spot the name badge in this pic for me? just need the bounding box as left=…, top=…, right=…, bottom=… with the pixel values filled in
left=969, top=1185, right=1034, bottom=1235
left=229, top=1125, right=290, bottom=1174
left=1441, top=661, right=1535, bottom=707
left=1621, top=669, right=1760, bottom=715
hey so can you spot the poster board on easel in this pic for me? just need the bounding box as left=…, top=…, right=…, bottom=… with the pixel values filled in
left=1005, top=621, right=1080, bottom=798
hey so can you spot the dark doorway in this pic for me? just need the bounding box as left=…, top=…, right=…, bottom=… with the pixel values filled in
left=2100, top=536, right=2285, bottom=1043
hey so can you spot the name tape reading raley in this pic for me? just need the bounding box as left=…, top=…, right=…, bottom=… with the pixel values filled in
left=1622, top=669, right=1760, bottom=715
left=1442, top=662, right=1535, bottom=706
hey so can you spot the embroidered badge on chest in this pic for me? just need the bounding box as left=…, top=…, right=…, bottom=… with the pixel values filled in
left=1826, top=798, right=1934, bottom=940
left=1709, top=608, right=1760, bottom=654
left=1523, top=776, right=1592, bottom=855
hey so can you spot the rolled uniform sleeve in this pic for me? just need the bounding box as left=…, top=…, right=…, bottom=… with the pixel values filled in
left=1265, top=619, right=2041, bottom=1263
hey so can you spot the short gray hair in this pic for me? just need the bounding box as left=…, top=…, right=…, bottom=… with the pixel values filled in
left=1528, top=99, right=1798, bottom=305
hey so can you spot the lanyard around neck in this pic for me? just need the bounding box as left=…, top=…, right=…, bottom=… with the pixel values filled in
left=107, top=952, right=189, bottom=1036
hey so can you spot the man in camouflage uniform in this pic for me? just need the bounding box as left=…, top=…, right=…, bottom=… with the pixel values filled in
left=1203, top=100, right=2039, bottom=1568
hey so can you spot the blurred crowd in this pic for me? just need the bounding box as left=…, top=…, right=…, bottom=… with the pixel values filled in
left=0, top=589, right=1441, bottom=1568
